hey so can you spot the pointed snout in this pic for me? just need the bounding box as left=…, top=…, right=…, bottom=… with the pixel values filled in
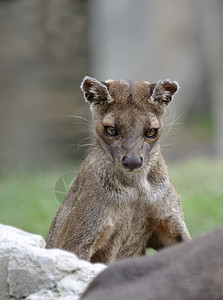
left=122, top=154, right=143, bottom=171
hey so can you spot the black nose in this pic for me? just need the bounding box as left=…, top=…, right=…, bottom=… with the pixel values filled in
left=122, top=155, right=143, bottom=170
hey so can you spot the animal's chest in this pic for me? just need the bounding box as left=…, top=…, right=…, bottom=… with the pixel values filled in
left=91, top=179, right=163, bottom=264
left=92, top=199, right=154, bottom=264
left=113, top=202, right=153, bottom=252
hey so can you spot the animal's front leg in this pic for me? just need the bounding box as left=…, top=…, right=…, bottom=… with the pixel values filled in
left=55, top=204, right=115, bottom=263
left=147, top=217, right=191, bottom=250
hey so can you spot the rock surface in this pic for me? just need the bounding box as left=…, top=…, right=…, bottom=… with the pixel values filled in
left=0, top=224, right=106, bottom=300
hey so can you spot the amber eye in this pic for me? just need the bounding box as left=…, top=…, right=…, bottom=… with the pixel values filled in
left=145, top=128, right=158, bottom=138
left=104, top=126, right=118, bottom=137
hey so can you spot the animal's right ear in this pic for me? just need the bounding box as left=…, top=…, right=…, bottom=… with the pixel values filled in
left=80, top=76, right=113, bottom=105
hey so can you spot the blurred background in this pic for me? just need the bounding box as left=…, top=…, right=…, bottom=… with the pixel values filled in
left=0, top=0, right=223, bottom=239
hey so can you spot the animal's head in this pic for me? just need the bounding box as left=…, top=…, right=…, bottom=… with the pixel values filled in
left=81, top=76, right=179, bottom=172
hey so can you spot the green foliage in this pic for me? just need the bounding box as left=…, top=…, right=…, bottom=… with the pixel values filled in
left=168, top=158, right=223, bottom=237
left=0, top=167, right=76, bottom=238
left=0, top=158, right=223, bottom=239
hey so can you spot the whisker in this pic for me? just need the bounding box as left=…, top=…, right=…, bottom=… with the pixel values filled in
left=167, top=127, right=182, bottom=131
left=77, top=137, right=93, bottom=151
left=78, top=143, right=94, bottom=148
left=165, top=122, right=184, bottom=127
left=161, top=111, right=185, bottom=140
left=59, top=115, right=91, bottom=124
left=78, top=137, right=92, bottom=144
left=84, top=147, right=101, bottom=155
left=80, top=136, right=92, bottom=141
left=72, top=122, right=92, bottom=128
left=165, top=112, right=184, bottom=125
left=69, top=142, right=93, bottom=147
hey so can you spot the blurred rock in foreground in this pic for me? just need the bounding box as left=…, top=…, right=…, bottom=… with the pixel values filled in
left=0, top=224, right=106, bottom=300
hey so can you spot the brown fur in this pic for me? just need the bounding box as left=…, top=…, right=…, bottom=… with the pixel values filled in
left=46, top=76, right=190, bottom=264
left=81, top=227, right=223, bottom=300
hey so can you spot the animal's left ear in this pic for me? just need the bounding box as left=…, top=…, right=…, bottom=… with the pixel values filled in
left=150, top=80, right=179, bottom=107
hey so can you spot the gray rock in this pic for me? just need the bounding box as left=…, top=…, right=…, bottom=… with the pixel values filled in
left=0, top=224, right=45, bottom=248
left=0, top=224, right=106, bottom=300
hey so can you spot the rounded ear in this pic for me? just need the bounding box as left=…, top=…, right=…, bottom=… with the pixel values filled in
left=80, top=76, right=113, bottom=105
left=150, top=80, right=179, bottom=107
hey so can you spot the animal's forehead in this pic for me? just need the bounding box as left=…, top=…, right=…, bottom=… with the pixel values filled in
left=102, top=109, right=160, bottom=128
left=99, top=79, right=162, bottom=119
left=105, top=79, right=151, bottom=102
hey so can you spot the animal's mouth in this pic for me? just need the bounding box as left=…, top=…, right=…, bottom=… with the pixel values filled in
left=121, top=164, right=144, bottom=174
